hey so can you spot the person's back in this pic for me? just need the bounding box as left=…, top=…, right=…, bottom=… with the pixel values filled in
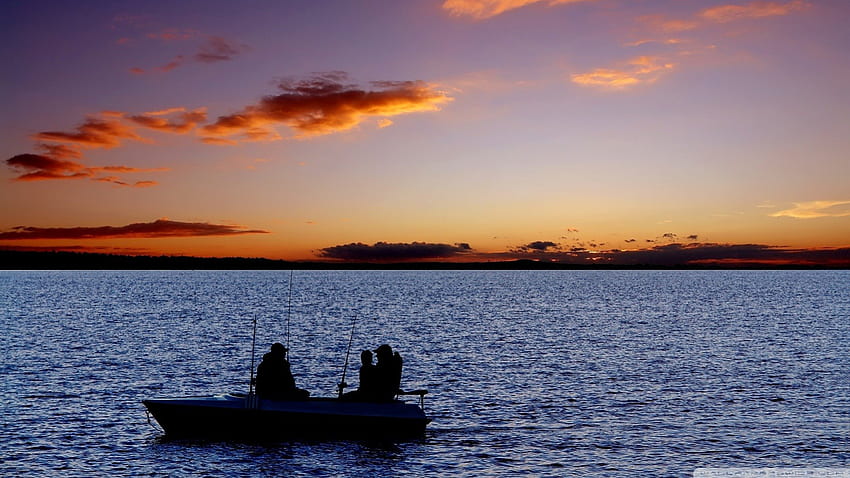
left=255, top=355, right=276, bottom=397
left=359, top=361, right=379, bottom=400
left=374, top=344, right=402, bottom=402
left=255, top=343, right=305, bottom=400
left=341, top=349, right=379, bottom=402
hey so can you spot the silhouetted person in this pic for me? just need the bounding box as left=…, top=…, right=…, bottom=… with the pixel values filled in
left=255, top=342, right=309, bottom=400
left=341, top=349, right=379, bottom=401
left=374, top=344, right=403, bottom=402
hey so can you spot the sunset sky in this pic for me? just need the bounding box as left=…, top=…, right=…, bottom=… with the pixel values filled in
left=2, top=0, right=849, bottom=265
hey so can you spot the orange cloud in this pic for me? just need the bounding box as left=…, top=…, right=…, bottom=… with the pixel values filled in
left=25, top=107, right=203, bottom=156
left=623, top=2, right=808, bottom=89
left=7, top=109, right=184, bottom=185
left=442, top=0, right=597, bottom=20
left=5, top=153, right=169, bottom=183
left=700, top=0, right=809, bottom=23
left=625, top=38, right=684, bottom=47
left=637, top=14, right=701, bottom=33
left=770, top=200, right=850, bottom=219
left=639, top=0, right=809, bottom=34
left=0, top=219, right=268, bottom=240
left=6, top=154, right=89, bottom=181
left=92, top=177, right=160, bottom=188
left=571, top=56, right=675, bottom=90
left=33, top=116, right=142, bottom=149
left=37, top=143, right=83, bottom=159
left=127, top=107, right=207, bottom=133
left=201, top=72, right=452, bottom=143
left=200, top=137, right=238, bottom=146
left=8, top=74, right=448, bottom=184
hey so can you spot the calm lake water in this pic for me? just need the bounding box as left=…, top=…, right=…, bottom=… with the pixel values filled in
left=2, top=270, right=848, bottom=477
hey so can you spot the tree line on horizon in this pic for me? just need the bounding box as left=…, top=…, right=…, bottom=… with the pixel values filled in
left=1, top=249, right=844, bottom=270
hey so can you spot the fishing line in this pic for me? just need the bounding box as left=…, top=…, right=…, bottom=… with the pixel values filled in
left=337, top=315, right=358, bottom=398
left=286, top=269, right=293, bottom=353
left=248, top=314, right=258, bottom=398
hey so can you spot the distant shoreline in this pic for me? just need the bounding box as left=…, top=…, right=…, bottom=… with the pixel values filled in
left=1, top=250, right=846, bottom=270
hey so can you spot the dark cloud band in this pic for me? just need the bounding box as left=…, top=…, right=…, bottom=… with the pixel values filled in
left=318, top=241, right=472, bottom=261
left=0, top=219, right=268, bottom=240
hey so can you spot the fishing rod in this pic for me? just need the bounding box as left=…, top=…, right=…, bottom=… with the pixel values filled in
left=285, top=269, right=294, bottom=353
left=248, top=314, right=258, bottom=398
left=337, top=315, right=358, bottom=398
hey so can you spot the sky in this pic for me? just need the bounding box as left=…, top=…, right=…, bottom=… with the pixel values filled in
left=2, top=0, right=849, bottom=265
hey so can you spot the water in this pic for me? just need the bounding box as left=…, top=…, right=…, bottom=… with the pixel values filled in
left=2, top=270, right=848, bottom=477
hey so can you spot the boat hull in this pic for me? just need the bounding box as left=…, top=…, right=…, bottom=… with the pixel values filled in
left=143, top=393, right=430, bottom=440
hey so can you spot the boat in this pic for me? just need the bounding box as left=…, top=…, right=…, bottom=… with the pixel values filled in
left=144, top=275, right=430, bottom=441
left=143, top=390, right=431, bottom=440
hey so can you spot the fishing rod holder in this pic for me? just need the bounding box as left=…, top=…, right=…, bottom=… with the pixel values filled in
left=245, top=392, right=259, bottom=409
left=398, top=389, right=428, bottom=409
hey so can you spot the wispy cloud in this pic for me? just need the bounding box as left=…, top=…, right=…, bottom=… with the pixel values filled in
left=128, top=34, right=247, bottom=74
left=770, top=200, right=850, bottom=219
left=5, top=153, right=168, bottom=184
left=442, top=0, right=597, bottom=20
left=637, top=14, right=700, bottom=33
left=33, top=116, right=142, bottom=149
left=200, top=137, right=238, bottom=146
left=127, top=107, right=207, bottom=133
left=201, top=72, right=452, bottom=143
left=7, top=73, right=450, bottom=185
left=36, top=143, right=83, bottom=160
left=625, top=38, right=685, bottom=48
left=699, top=0, right=810, bottom=23
left=0, top=219, right=268, bottom=240
left=6, top=154, right=88, bottom=181
left=92, top=177, right=160, bottom=188
left=638, top=0, right=810, bottom=34
left=195, top=36, right=245, bottom=63
left=571, top=56, right=675, bottom=90
left=585, top=1, right=809, bottom=92
left=5, top=109, right=202, bottom=185
left=146, top=28, right=201, bottom=41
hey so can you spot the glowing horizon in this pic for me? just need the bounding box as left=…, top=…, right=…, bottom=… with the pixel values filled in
left=2, top=1, right=848, bottom=265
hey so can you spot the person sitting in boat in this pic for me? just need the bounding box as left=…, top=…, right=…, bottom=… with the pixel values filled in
left=340, top=349, right=379, bottom=402
left=374, top=344, right=403, bottom=402
left=255, top=342, right=310, bottom=400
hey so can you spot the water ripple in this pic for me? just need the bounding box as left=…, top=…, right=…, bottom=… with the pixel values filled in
left=1, top=270, right=848, bottom=477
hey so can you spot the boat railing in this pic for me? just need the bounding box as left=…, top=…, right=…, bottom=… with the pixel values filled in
left=398, top=389, right=428, bottom=409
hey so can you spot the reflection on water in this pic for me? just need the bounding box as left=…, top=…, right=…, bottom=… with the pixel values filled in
left=2, top=270, right=848, bottom=476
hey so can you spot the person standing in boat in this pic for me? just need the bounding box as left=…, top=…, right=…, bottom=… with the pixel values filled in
left=255, top=342, right=309, bottom=400
left=374, top=344, right=403, bottom=402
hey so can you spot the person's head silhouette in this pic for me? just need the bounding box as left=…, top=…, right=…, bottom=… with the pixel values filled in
left=360, top=349, right=373, bottom=365
left=374, top=344, right=392, bottom=362
left=271, top=342, right=287, bottom=356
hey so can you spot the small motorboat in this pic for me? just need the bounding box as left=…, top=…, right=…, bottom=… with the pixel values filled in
left=145, top=282, right=430, bottom=441
left=143, top=390, right=430, bottom=440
